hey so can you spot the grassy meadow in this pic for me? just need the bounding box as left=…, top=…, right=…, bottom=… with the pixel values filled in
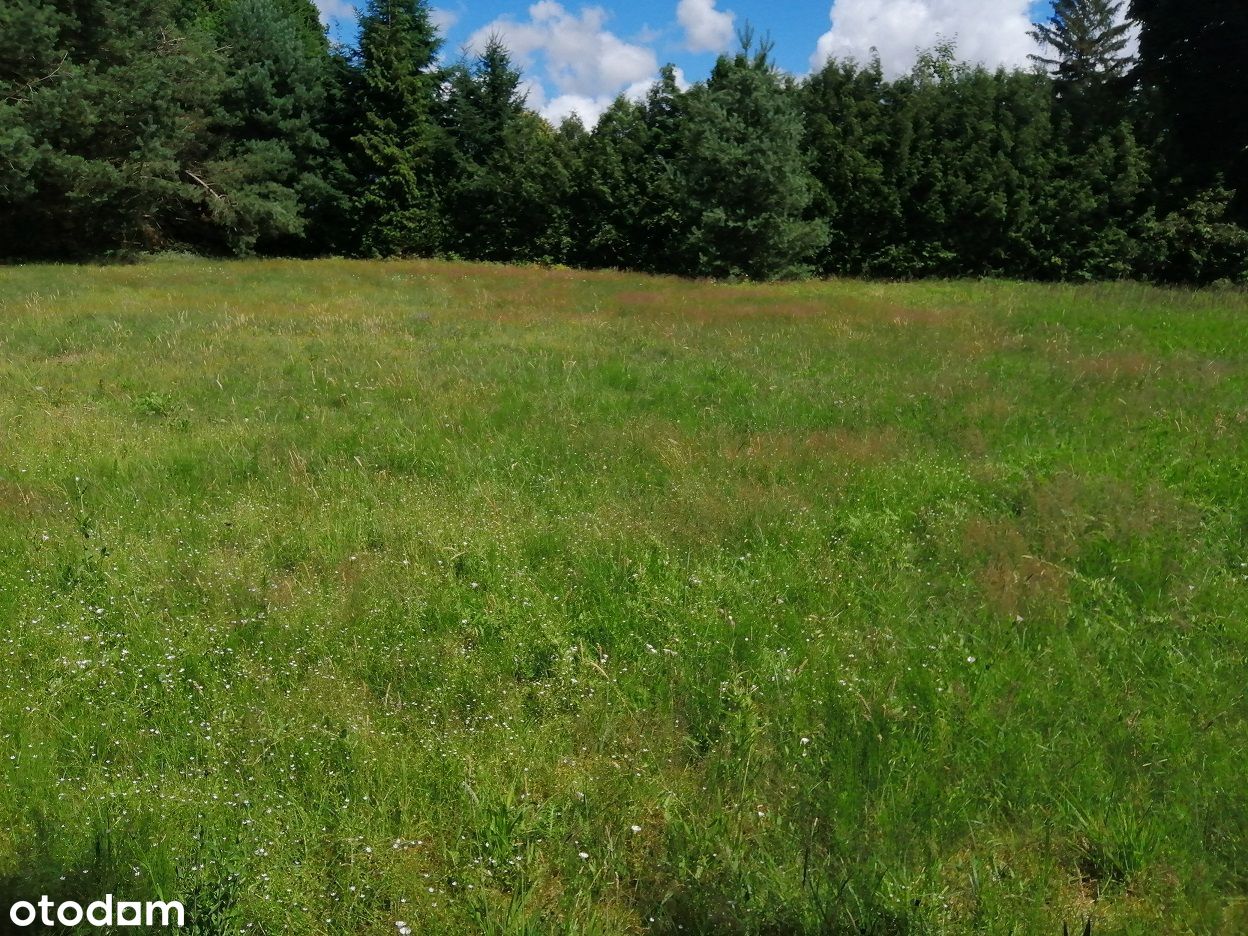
left=0, top=258, right=1245, bottom=934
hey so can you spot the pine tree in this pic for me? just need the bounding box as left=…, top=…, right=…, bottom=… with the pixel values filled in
left=675, top=35, right=827, bottom=279
left=1, top=0, right=224, bottom=257
left=189, top=0, right=342, bottom=254
left=444, top=39, right=526, bottom=163
left=0, top=0, right=65, bottom=232
left=350, top=0, right=448, bottom=256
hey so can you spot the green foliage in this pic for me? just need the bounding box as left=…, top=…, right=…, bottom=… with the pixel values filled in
left=1131, top=1, right=1248, bottom=220
left=875, top=56, right=1057, bottom=277
left=1034, top=121, right=1152, bottom=280
left=673, top=40, right=827, bottom=280
left=1030, top=0, right=1135, bottom=132
left=443, top=40, right=573, bottom=263
left=350, top=0, right=448, bottom=257
left=196, top=0, right=343, bottom=255
left=566, top=67, right=691, bottom=274
left=0, top=0, right=222, bottom=257
left=800, top=58, right=903, bottom=275
left=2, top=2, right=1246, bottom=283
left=1135, top=187, right=1248, bottom=284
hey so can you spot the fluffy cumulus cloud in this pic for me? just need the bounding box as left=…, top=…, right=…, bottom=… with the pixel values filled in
left=431, top=7, right=460, bottom=33
left=467, top=2, right=661, bottom=125
left=811, top=0, right=1043, bottom=77
left=676, top=0, right=736, bottom=54
left=313, top=0, right=355, bottom=22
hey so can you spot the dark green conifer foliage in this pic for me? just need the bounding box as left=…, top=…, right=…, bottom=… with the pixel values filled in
left=1130, top=0, right=1248, bottom=219
left=675, top=35, right=827, bottom=279
left=926, top=54, right=1067, bottom=276
left=1043, top=124, right=1151, bottom=278
left=0, top=0, right=65, bottom=219
left=801, top=57, right=904, bottom=275
left=1, top=3, right=1244, bottom=282
left=445, top=39, right=526, bottom=164
left=567, top=66, right=688, bottom=273
left=351, top=0, right=448, bottom=257
left=442, top=39, right=573, bottom=262
left=0, top=0, right=222, bottom=257
left=195, top=0, right=341, bottom=254
left=1030, top=0, right=1135, bottom=132
left=567, top=96, right=652, bottom=270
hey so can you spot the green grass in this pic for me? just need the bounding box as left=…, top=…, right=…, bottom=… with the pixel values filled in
left=0, top=257, right=1245, bottom=934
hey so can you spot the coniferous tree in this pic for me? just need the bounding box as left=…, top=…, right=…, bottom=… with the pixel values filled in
left=801, top=57, right=905, bottom=275
left=675, top=35, right=827, bottom=279
left=568, top=66, right=688, bottom=273
left=0, top=0, right=64, bottom=233
left=1130, top=0, right=1248, bottom=219
left=885, top=50, right=1051, bottom=276
left=350, top=0, right=448, bottom=256
left=567, top=96, right=652, bottom=270
left=1030, top=0, right=1135, bottom=132
left=442, top=39, right=572, bottom=262
left=1, top=0, right=224, bottom=257
left=191, top=0, right=343, bottom=254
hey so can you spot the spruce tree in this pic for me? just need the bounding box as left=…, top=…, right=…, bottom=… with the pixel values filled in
left=675, top=35, right=827, bottom=279
left=1029, top=0, right=1135, bottom=133
left=350, top=0, right=448, bottom=257
left=443, top=40, right=571, bottom=262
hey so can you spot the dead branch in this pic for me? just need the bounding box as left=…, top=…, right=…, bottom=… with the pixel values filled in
left=4, top=53, right=69, bottom=105
left=184, top=169, right=225, bottom=202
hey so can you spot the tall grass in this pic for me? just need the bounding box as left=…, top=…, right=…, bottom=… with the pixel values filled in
left=0, top=258, right=1245, bottom=933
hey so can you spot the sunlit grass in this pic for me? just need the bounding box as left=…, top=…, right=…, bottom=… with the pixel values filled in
left=0, top=258, right=1245, bottom=933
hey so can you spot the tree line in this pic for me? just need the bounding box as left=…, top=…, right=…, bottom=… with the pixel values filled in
left=2, top=0, right=1245, bottom=283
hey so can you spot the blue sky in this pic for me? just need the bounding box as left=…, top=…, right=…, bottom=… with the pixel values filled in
left=316, top=1, right=1057, bottom=123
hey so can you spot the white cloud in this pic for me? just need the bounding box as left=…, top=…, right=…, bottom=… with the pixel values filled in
left=467, top=2, right=660, bottom=125
left=431, top=8, right=460, bottom=34
left=811, top=0, right=1043, bottom=77
left=540, top=72, right=687, bottom=126
left=314, top=0, right=355, bottom=22
left=677, top=0, right=736, bottom=54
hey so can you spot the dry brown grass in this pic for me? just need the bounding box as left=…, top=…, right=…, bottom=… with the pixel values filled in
left=0, top=478, right=52, bottom=519
left=961, top=517, right=1072, bottom=620
left=1066, top=351, right=1159, bottom=380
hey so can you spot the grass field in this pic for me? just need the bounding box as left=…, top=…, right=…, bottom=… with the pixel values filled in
left=0, top=258, right=1245, bottom=934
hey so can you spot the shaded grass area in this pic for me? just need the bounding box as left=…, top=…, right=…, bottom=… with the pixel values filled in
left=0, top=258, right=1245, bottom=933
